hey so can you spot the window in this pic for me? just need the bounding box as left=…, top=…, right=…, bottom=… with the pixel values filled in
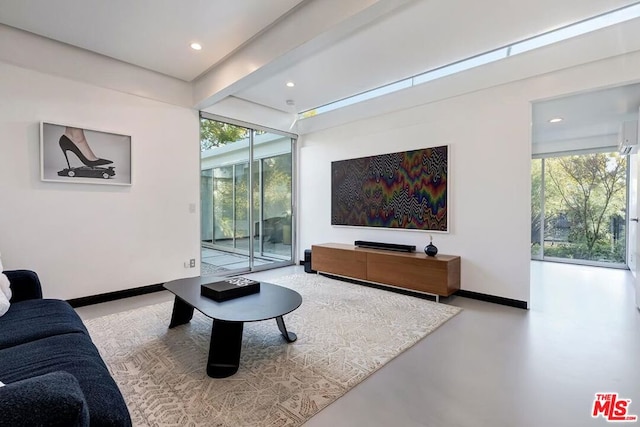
left=531, top=152, right=628, bottom=266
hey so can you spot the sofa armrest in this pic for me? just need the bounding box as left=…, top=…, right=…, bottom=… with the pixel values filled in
left=0, top=371, right=89, bottom=427
left=4, top=270, right=43, bottom=302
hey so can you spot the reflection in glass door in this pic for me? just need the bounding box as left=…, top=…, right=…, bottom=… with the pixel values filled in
left=262, top=153, right=292, bottom=257
left=255, top=132, right=293, bottom=263
left=200, top=117, right=295, bottom=275
left=233, top=162, right=250, bottom=253
left=213, top=165, right=235, bottom=251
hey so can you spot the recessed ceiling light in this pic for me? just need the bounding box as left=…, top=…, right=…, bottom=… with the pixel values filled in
left=549, top=117, right=563, bottom=123
left=190, top=43, right=202, bottom=51
left=286, top=82, right=295, bottom=87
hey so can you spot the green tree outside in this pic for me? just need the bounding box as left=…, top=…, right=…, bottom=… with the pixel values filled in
left=200, top=119, right=248, bottom=241
left=200, top=119, right=248, bottom=151
left=537, top=152, right=627, bottom=263
left=531, top=158, right=543, bottom=258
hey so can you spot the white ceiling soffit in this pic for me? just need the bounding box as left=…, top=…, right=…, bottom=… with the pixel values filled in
left=0, top=0, right=305, bottom=82
left=533, top=83, right=640, bottom=145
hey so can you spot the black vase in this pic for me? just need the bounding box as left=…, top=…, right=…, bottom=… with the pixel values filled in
left=424, top=242, right=438, bottom=257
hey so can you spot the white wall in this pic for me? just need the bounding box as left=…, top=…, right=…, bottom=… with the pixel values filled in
left=0, top=61, right=200, bottom=299
left=298, top=50, right=640, bottom=304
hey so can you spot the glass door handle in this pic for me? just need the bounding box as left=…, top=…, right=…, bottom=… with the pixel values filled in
left=631, top=218, right=639, bottom=222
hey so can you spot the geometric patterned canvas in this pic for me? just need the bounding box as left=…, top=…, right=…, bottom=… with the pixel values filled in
left=86, top=273, right=460, bottom=426
left=331, top=145, right=448, bottom=231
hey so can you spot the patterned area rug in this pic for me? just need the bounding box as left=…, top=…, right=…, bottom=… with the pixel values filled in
left=86, top=273, right=461, bottom=426
left=200, top=262, right=229, bottom=276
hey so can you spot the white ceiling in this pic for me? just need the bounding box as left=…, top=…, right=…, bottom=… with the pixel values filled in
left=0, top=0, right=638, bottom=142
left=0, top=0, right=305, bottom=81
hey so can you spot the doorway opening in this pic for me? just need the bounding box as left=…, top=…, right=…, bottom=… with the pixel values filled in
left=530, top=83, right=640, bottom=271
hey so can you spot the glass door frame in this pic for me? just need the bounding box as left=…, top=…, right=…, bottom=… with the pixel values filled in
left=200, top=112, right=297, bottom=274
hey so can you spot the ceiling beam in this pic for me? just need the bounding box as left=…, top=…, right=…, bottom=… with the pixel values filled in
left=192, top=0, right=416, bottom=110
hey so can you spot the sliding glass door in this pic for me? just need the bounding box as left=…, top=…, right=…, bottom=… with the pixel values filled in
left=200, top=116, right=295, bottom=275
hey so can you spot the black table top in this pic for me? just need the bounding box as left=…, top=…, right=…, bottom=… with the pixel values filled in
left=163, top=276, right=302, bottom=322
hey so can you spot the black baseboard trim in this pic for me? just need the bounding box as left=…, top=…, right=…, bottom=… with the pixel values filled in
left=455, top=290, right=528, bottom=309
left=318, top=273, right=528, bottom=309
left=67, top=283, right=166, bottom=308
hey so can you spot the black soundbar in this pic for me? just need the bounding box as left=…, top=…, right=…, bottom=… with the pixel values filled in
left=354, top=240, right=416, bottom=252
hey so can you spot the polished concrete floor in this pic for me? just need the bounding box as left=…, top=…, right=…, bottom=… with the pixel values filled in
left=76, top=261, right=640, bottom=427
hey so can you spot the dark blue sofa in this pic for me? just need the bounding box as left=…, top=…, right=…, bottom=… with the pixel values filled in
left=0, top=270, right=131, bottom=426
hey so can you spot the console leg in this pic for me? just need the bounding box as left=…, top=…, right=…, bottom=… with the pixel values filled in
left=169, top=296, right=194, bottom=328
left=207, top=321, right=244, bottom=378
left=276, top=316, right=297, bottom=343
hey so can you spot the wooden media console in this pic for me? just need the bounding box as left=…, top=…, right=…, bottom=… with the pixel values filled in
left=311, top=243, right=460, bottom=302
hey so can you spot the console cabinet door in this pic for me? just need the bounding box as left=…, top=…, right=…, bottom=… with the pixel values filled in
left=367, top=252, right=449, bottom=295
left=311, top=245, right=367, bottom=280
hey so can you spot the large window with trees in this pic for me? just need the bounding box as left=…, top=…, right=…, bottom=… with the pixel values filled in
left=531, top=151, right=627, bottom=266
left=200, top=115, right=295, bottom=274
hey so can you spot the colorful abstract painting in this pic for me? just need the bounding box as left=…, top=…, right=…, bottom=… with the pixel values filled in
left=331, top=146, right=448, bottom=231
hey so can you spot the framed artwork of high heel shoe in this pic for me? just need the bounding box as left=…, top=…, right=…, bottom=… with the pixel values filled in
left=40, top=122, right=132, bottom=185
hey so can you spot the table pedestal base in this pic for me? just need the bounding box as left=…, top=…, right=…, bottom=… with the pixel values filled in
left=168, top=296, right=298, bottom=378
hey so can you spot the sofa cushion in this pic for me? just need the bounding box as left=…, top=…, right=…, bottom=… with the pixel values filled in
left=0, top=333, right=131, bottom=427
left=0, top=299, right=89, bottom=350
left=0, top=371, right=90, bottom=426
left=5, top=269, right=43, bottom=302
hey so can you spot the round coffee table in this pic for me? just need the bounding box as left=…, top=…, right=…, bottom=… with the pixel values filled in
left=164, top=276, right=302, bottom=378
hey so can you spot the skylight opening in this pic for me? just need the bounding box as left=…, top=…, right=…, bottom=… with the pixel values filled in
left=314, top=79, right=412, bottom=115
left=412, top=48, right=509, bottom=86
left=299, top=2, right=640, bottom=119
